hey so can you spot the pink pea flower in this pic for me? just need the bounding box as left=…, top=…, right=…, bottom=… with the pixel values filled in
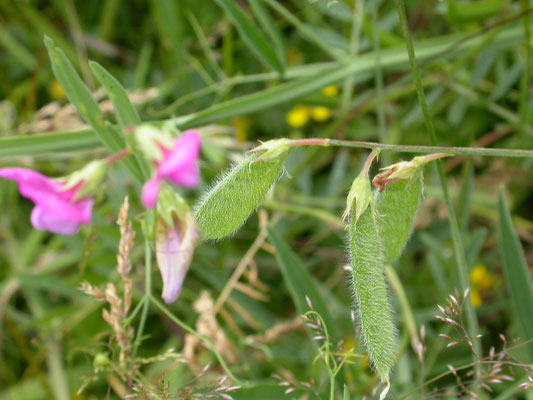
left=0, top=168, right=94, bottom=235
left=141, top=130, right=201, bottom=208
left=155, top=210, right=200, bottom=303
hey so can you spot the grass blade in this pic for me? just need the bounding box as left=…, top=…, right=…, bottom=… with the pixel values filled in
left=248, top=0, right=287, bottom=70
left=267, top=227, right=336, bottom=336
left=44, top=36, right=144, bottom=183
left=89, top=61, right=141, bottom=126
left=0, top=129, right=99, bottom=157
left=215, top=0, right=284, bottom=75
left=498, top=186, right=533, bottom=359
left=90, top=61, right=150, bottom=179
left=0, top=26, right=525, bottom=160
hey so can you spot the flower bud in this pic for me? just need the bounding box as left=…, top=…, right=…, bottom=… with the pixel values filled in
left=134, top=125, right=174, bottom=163
left=62, top=160, right=108, bottom=201
left=93, top=353, right=111, bottom=370
left=373, top=153, right=451, bottom=191
left=343, top=152, right=378, bottom=222
left=249, top=138, right=292, bottom=162
left=154, top=185, right=200, bottom=303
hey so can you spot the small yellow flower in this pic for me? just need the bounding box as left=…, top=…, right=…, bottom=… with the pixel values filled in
left=49, top=80, right=66, bottom=100
left=470, top=265, right=493, bottom=291
left=285, top=105, right=310, bottom=128
left=321, top=85, right=339, bottom=97
left=471, top=288, right=482, bottom=308
left=310, top=106, right=332, bottom=122
left=233, top=116, right=249, bottom=142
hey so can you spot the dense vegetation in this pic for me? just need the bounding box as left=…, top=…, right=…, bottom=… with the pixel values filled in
left=1, top=0, right=533, bottom=399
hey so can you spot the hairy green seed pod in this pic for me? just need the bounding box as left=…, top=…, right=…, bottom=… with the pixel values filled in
left=195, top=152, right=287, bottom=239
left=374, top=172, right=423, bottom=265
left=349, top=195, right=396, bottom=382
left=373, top=153, right=449, bottom=265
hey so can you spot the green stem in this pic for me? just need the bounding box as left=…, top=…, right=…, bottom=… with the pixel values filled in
left=288, top=138, right=533, bottom=158
left=393, top=0, right=480, bottom=362
left=124, top=296, right=146, bottom=325
left=150, top=296, right=242, bottom=385
left=384, top=266, right=421, bottom=355
left=330, top=373, right=335, bottom=400
left=519, top=0, right=531, bottom=139
left=264, top=0, right=344, bottom=61
left=134, top=240, right=152, bottom=353
left=341, top=0, right=364, bottom=114
left=372, top=0, right=388, bottom=165
left=46, top=339, right=71, bottom=400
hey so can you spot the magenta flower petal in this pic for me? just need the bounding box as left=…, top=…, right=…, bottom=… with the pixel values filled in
left=31, top=206, right=81, bottom=235
left=155, top=212, right=200, bottom=304
left=0, top=167, right=94, bottom=225
left=164, top=160, right=199, bottom=188
left=141, top=177, right=162, bottom=209
left=157, top=131, right=201, bottom=182
left=158, top=226, right=186, bottom=303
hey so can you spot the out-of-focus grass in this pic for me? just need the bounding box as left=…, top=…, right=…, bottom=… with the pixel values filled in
left=0, top=0, right=532, bottom=399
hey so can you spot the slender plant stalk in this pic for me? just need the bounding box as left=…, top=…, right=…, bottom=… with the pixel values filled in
left=341, top=0, right=364, bottom=113
left=372, top=0, right=388, bottom=165
left=519, top=0, right=531, bottom=139
left=150, top=296, right=242, bottom=385
left=46, top=339, right=71, bottom=400
left=392, top=0, right=481, bottom=361
left=287, top=138, right=533, bottom=158
left=264, top=0, right=344, bottom=61
left=134, top=240, right=152, bottom=353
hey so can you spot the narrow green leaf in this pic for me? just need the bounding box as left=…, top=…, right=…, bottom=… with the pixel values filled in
left=264, top=0, right=345, bottom=61
left=215, top=0, right=284, bottom=74
left=0, top=129, right=99, bottom=157
left=44, top=36, right=144, bottom=183
left=0, top=26, right=36, bottom=71
left=90, top=61, right=150, bottom=179
left=267, top=227, right=336, bottom=336
left=498, top=186, right=533, bottom=359
left=248, top=0, right=287, bottom=70
left=89, top=61, right=141, bottom=126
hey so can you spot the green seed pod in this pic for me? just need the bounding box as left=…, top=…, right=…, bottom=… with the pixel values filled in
left=373, top=153, right=450, bottom=265
left=195, top=151, right=287, bottom=239
left=349, top=196, right=396, bottom=382
left=374, top=172, right=423, bottom=265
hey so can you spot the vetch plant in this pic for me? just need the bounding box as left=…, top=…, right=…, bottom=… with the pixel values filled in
left=3, top=5, right=533, bottom=396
